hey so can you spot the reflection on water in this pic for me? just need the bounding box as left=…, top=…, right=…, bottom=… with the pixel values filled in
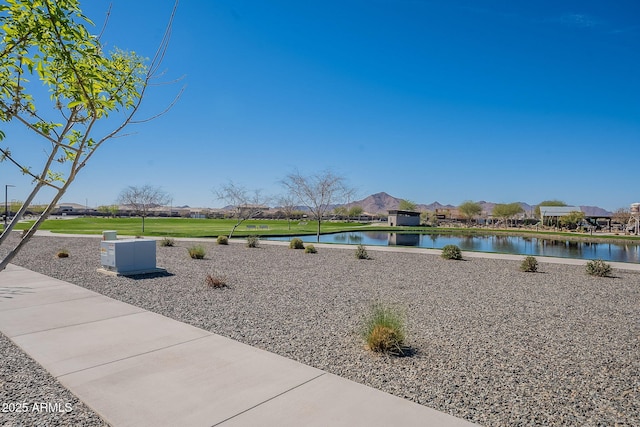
left=266, top=232, right=640, bottom=263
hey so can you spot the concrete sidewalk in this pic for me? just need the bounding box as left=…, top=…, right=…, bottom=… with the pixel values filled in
left=0, top=264, right=477, bottom=427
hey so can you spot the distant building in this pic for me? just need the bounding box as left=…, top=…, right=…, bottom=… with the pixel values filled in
left=387, top=210, right=420, bottom=226
left=539, top=205, right=611, bottom=229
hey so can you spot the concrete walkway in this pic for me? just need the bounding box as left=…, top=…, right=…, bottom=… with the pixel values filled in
left=0, top=264, right=477, bottom=427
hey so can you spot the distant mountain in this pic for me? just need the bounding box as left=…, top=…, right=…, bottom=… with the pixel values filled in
left=580, top=206, right=613, bottom=217
left=349, top=192, right=402, bottom=214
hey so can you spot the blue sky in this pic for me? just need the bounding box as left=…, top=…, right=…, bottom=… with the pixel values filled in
left=2, top=0, right=639, bottom=210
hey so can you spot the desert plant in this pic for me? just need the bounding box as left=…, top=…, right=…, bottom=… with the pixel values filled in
left=246, top=235, right=259, bottom=248
left=187, top=245, right=206, bottom=259
left=289, top=238, right=305, bottom=249
left=586, top=259, right=612, bottom=277
left=304, top=244, right=317, bottom=254
left=441, top=244, right=462, bottom=260
left=159, top=237, right=175, bottom=247
left=205, top=273, right=227, bottom=288
left=56, top=249, right=69, bottom=258
left=355, top=244, right=369, bottom=259
left=362, top=303, right=406, bottom=355
left=216, top=235, right=229, bottom=245
left=520, top=256, right=538, bottom=272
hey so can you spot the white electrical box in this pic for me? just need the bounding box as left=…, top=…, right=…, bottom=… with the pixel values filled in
left=99, top=239, right=160, bottom=275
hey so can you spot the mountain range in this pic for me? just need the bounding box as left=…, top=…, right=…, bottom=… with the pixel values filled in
left=346, top=192, right=612, bottom=217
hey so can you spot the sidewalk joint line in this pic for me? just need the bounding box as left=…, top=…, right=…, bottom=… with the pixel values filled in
left=0, top=293, right=104, bottom=312
left=56, top=334, right=212, bottom=379
left=212, top=372, right=327, bottom=426
left=8, top=308, right=147, bottom=338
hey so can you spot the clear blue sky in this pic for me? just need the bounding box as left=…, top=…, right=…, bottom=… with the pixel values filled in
left=3, top=0, right=639, bottom=210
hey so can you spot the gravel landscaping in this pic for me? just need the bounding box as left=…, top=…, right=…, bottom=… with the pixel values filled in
left=2, top=234, right=639, bottom=426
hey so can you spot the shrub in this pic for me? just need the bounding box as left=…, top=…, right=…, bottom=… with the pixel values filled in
left=56, top=249, right=69, bottom=258
left=216, top=235, right=229, bottom=245
left=304, top=244, right=317, bottom=254
left=159, top=237, right=175, bottom=247
left=289, top=238, right=305, bottom=249
left=188, top=245, right=206, bottom=259
left=586, top=259, right=612, bottom=277
left=441, top=244, right=462, bottom=260
left=363, top=303, right=406, bottom=355
left=205, top=273, right=227, bottom=288
left=520, top=256, right=538, bottom=272
left=246, top=235, right=259, bottom=248
left=355, top=244, right=369, bottom=260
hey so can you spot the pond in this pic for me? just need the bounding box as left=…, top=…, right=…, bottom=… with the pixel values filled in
left=266, top=231, right=640, bottom=263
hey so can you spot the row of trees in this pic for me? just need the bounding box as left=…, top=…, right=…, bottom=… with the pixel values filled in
left=216, top=170, right=354, bottom=240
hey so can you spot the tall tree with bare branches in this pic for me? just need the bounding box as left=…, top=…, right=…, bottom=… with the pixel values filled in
left=281, top=170, right=352, bottom=242
left=215, top=182, right=270, bottom=238
left=118, top=185, right=170, bottom=233
left=0, top=0, right=180, bottom=271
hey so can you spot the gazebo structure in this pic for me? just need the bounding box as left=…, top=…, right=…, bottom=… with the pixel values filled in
left=539, top=205, right=611, bottom=229
left=539, top=206, right=580, bottom=226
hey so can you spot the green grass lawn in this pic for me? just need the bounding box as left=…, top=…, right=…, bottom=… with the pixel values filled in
left=13, top=216, right=639, bottom=243
left=14, top=217, right=370, bottom=238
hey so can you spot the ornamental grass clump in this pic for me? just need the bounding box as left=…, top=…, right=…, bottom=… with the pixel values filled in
left=159, top=237, right=175, bottom=247
left=355, top=244, right=369, bottom=260
left=363, top=303, right=406, bottom=355
left=304, top=244, right=317, bottom=254
left=188, top=245, right=206, bottom=259
left=586, top=259, right=612, bottom=277
left=246, top=235, right=259, bottom=248
left=216, top=235, right=229, bottom=245
left=441, top=244, right=462, bottom=260
left=289, top=238, right=305, bottom=249
left=520, top=256, right=538, bottom=272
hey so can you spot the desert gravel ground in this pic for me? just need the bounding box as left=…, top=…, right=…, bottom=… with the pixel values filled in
left=1, top=233, right=639, bottom=426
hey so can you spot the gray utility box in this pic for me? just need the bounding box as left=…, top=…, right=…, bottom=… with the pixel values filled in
left=100, top=239, right=157, bottom=275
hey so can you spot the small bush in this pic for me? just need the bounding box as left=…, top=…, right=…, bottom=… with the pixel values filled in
left=56, top=249, right=69, bottom=258
left=520, top=256, right=538, bottom=272
left=363, top=303, right=406, bottom=355
left=205, top=273, right=227, bottom=288
left=159, top=237, right=175, bottom=247
left=304, top=244, right=317, bottom=254
left=188, top=245, right=206, bottom=259
left=355, top=244, right=369, bottom=260
left=441, top=244, right=462, bottom=260
left=586, top=259, right=612, bottom=277
left=246, top=235, right=259, bottom=248
left=216, top=235, right=229, bottom=245
left=289, top=238, right=305, bottom=249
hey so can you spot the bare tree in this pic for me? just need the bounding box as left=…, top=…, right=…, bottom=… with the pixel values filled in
left=118, top=185, right=170, bottom=233
left=277, top=194, right=298, bottom=230
left=281, top=170, right=352, bottom=242
left=215, top=182, right=270, bottom=238
left=612, top=207, right=631, bottom=226
left=0, top=0, right=180, bottom=271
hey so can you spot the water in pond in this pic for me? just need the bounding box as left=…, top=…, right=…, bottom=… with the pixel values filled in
left=266, top=231, right=640, bottom=263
